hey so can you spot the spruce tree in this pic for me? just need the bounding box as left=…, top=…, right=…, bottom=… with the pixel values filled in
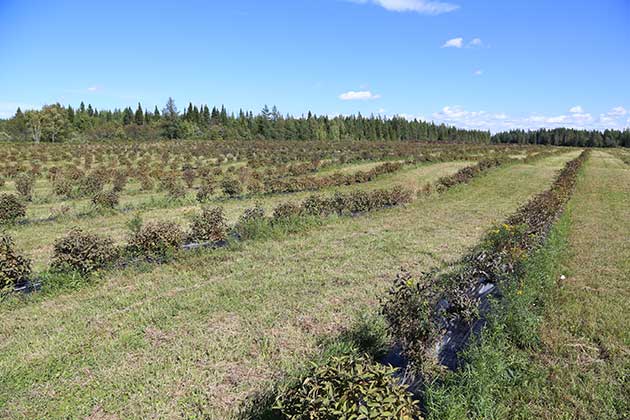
left=135, top=103, right=144, bottom=125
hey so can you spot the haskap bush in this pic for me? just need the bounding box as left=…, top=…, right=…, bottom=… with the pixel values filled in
left=51, top=228, right=119, bottom=275
left=52, top=175, right=73, bottom=198
left=0, top=193, right=26, bottom=223
left=272, top=202, right=302, bottom=221
left=238, top=203, right=266, bottom=224
left=196, top=180, right=215, bottom=203
left=112, top=171, right=128, bottom=193
left=0, top=234, right=32, bottom=289
left=15, top=173, right=35, bottom=201
left=77, top=174, right=104, bottom=197
left=92, top=190, right=120, bottom=209
left=301, top=194, right=333, bottom=216
left=128, top=221, right=185, bottom=259
left=221, top=177, right=242, bottom=197
left=189, top=206, right=228, bottom=242
left=274, top=354, right=420, bottom=419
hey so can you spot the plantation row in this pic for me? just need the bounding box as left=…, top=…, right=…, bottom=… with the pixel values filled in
left=258, top=150, right=589, bottom=418
left=0, top=162, right=407, bottom=225
left=0, top=145, right=552, bottom=228
left=0, top=140, right=538, bottom=182
left=0, top=186, right=412, bottom=292
left=384, top=150, right=590, bottom=374
left=0, top=152, right=532, bottom=294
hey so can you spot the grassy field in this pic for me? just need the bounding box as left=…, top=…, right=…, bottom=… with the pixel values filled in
left=0, top=152, right=578, bottom=419
left=420, top=150, right=629, bottom=420
left=520, top=151, right=629, bottom=419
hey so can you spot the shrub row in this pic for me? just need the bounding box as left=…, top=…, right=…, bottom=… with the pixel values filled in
left=2, top=183, right=413, bottom=288
left=2, top=140, right=530, bottom=183
left=382, top=151, right=590, bottom=376
left=435, top=157, right=507, bottom=190
left=263, top=162, right=404, bottom=195
left=267, top=187, right=412, bottom=223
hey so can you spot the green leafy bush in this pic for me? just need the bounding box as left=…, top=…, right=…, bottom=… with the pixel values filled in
left=52, top=176, right=73, bottom=198
left=77, top=175, right=104, bottom=197
left=92, top=190, right=120, bottom=209
left=166, top=180, right=186, bottom=200
left=196, top=181, right=215, bottom=202
left=182, top=167, right=196, bottom=188
left=139, top=175, right=154, bottom=191
left=274, top=354, right=421, bottom=419
left=112, top=171, right=128, bottom=193
left=301, top=194, right=334, bottom=216
left=272, top=202, right=302, bottom=221
left=51, top=228, right=118, bottom=275
left=128, top=221, right=184, bottom=259
left=221, top=176, right=242, bottom=197
left=0, top=194, right=26, bottom=223
left=239, top=203, right=266, bottom=224
left=0, top=234, right=32, bottom=289
left=189, top=206, right=228, bottom=242
left=15, top=173, right=35, bottom=201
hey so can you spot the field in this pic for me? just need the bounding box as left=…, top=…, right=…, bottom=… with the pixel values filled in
left=0, top=141, right=627, bottom=419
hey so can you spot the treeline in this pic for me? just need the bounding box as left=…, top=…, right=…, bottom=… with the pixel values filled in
left=0, top=98, right=489, bottom=143
left=492, top=128, right=630, bottom=148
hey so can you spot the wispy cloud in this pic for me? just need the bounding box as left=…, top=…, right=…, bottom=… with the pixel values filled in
left=349, top=0, right=459, bottom=15
left=469, top=37, right=483, bottom=47
left=86, top=85, right=103, bottom=92
left=607, top=106, right=627, bottom=116
left=442, top=37, right=463, bottom=48
left=339, top=90, right=381, bottom=101
left=474, top=69, right=483, bottom=76
left=420, top=105, right=630, bottom=133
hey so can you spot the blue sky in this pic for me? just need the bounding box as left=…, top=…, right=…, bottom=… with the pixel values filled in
left=1, top=0, right=629, bottom=132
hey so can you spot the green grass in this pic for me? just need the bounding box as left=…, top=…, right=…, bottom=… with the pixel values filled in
left=421, top=150, right=629, bottom=420
left=0, top=152, right=578, bottom=419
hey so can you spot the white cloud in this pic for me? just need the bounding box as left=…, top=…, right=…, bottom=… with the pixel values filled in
left=422, top=104, right=628, bottom=133
left=608, top=106, right=627, bottom=116
left=469, top=37, right=483, bottom=47
left=87, top=85, right=103, bottom=92
left=569, top=105, right=584, bottom=113
left=474, top=69, right=483, bottom=76
left=339, top=90, right=381, bottom=101
left=377, top=108, right=386, bottom=114
left=442, top=37, right=463, bottom=48
left=350, top=0, right=459, bottom=15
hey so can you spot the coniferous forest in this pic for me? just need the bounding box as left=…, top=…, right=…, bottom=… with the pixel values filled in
left=2, top=98, right=628, bottom=147
left=0, top=98, right=489, bottom=144
left=491, top=127, right=630, bottom=148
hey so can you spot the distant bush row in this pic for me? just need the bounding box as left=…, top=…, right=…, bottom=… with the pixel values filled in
left=1, top=140, right=518, bottom=182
